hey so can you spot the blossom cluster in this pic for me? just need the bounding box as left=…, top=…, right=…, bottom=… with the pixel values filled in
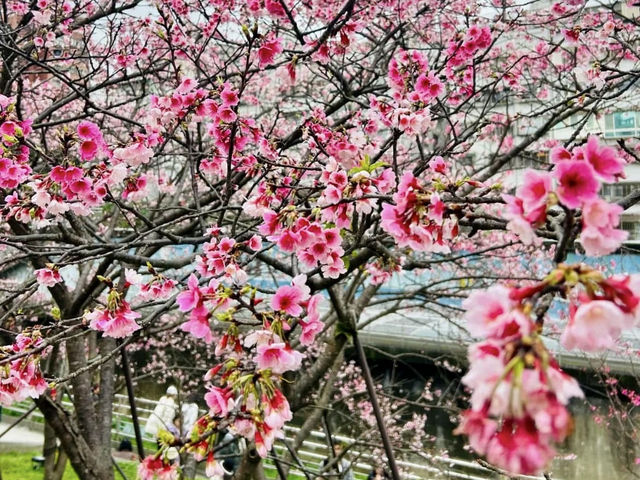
left=371, top=49, right=441, bottom=135
left=137, top=452, right=179, bottom=480
left=0, top=96, right=32, bottom=191
left=458, top=263, right=640, bottom=474
left=0, top=331, right=49, bottom=406
left=5, top=119, right=130, bottom=222
left=503, top=135, right=627, bottom=253
left=458, top=284, right=583, bottom=475
left=144, top=78, right=269, bottom=180
left=85, top=284, right=141, bottom=339
left=175, top=227, right=324, bottom=458
left=259, top=209, right=347, bottom=278
left=381, top=170, right=458, bottom=253
left=317, top=156, right=395, bottom=229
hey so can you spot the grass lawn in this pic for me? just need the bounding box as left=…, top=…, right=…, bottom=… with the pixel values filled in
left=0, top=451, right=138, bottom=480
left=0, top=450, right=322, bottom=480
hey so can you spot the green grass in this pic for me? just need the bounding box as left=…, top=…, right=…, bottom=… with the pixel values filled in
left=0, top=451, right=138, bottom=480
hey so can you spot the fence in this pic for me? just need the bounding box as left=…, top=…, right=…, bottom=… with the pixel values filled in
left=1, top=395, right=547, bottom=480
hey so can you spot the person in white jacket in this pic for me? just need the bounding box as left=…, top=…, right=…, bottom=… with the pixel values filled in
left=144, top=385, right=178, bottom=441
left=180, top=392, right=200, bottom=437
left=179, top=392, right=201, bottom=479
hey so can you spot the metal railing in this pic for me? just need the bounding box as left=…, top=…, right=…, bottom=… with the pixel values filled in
left=1, top=395, right=548, bottom=479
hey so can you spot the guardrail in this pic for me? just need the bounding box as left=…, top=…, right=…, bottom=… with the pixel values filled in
left=1, top=395, right=548, bottom=480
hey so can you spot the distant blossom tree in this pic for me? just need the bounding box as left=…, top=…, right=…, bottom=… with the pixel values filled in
left=1, top=0, right=640, bottom=479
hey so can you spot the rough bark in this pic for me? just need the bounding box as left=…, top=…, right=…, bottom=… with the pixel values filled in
left=35, top=395, right=111, bottom=480
left=65, top=336, right=100, bottom=448
left=96, top=336, right=117, bottom=480
left=37, top=335, right=114, bottom=480
left=43, top=421, right=68, bottom=480
left=42, top=342, right=69, bottom=480
left=235, top=445, right=267, bottom=480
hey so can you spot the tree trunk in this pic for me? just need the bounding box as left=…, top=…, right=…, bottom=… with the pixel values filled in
left=58, top=334, right=115, bottom=480
left=235, top=445, right=266, bottom=480
left=35, top=395, right=112, bottom=480
left=96, top=337, right=117, bottom=478
left=43, top=344, right=69, bottom=480
left=43, top=421, right=68, bottom=480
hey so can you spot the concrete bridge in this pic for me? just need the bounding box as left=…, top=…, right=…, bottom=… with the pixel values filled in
left=358, top=306, right=640, bottom=377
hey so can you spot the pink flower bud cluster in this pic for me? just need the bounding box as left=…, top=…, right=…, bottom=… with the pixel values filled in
left=459, top=263, right=640, bottom=474
left=85, top=284, right=141, bottom=338
left=503, top=136, right=627, bottom=253
left=0, top=98, right=32, bottom=190
left=34, top=266, right=63, bottom=287
left=0, top=331, right=49, bottom=406
left=561, top=272, right=640, bottom=352
left=182, top=417, right=226, bottom=477
left=176, top=267, right=323, bottom=459
left=317, top=157, right=395, bottom=228
left=458, top=285, right=583, bottom=475
left=381, top=171, right=458, bottom=253
left=137, top=455, right=178, bottom=480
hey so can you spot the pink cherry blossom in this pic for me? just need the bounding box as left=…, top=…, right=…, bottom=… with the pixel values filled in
left=35, top=267, right=62, bottom=287
left=255, top=342, right=303, bottom=374
left=561, top=300, right=634, bottom=351
left=550, top=146, right=572, bottom=163
left=263, top=389, right=292, bottom=429
left=271, top=284, right=305, bottom=317
left=180, top=304, right=213, bottom=344
left=580, top=198, right=627, bottom=256
left=455, top=408, right=497, bottom=455
left=462, top=285, right=518, bottom=338
left=205, top=453, right=225, bottom=478
left=299, top=294, right=324, bottom=345
left=485, top=418, right=555, bottom=476
left=247, top=235, right=262, bottom=250
left=86, top=300, right=141, bottom=338
left=553, top=159, right=599, bottom=209
left=583, top=135, right=625, bottom=182
left=76, top=121, right=102, bottom=140
left=205, top=386, right=233, bottom=417
left=258, top=36, right=283, bottom=68
left=137, top=457, right=178, bottom=480
left=176, top=274, right=201, bottom=312
left=517, top=169, right=552, bottom=213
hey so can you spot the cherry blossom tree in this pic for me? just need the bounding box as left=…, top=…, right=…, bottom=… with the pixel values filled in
left=1, top=0, right=640, bottom=479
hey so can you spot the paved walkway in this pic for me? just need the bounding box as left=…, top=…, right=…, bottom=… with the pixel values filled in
left=0, top=421, right=43, bottom=452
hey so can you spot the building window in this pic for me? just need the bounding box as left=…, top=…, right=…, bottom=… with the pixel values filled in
left=604, top=111, right=640, bottom=138
left=512, top=151, right=550, bottom=169
left=601, top=183, right=640, bottom=201
left=621, top=221, right=640, bottom=241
